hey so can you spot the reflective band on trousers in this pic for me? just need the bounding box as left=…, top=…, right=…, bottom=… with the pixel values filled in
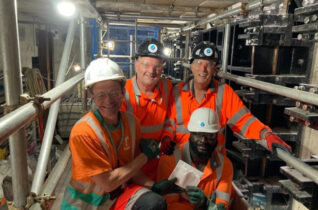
left=124, top=187, right=151, bottom=210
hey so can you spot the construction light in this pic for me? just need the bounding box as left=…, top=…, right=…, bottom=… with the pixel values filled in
left=163, top=47, right=172, bottom=56
left=57, top=1, right=76, bottom=17
left=73, top=64, right=81, bottom=72
left=105, top=41, right=115, bottom=51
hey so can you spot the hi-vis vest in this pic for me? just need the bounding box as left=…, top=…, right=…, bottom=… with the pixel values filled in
left=173, top=142, right=231, bottom=204
left=124, top=77, right=170, bottom=141
left=61, top=111, right=140, bottom=210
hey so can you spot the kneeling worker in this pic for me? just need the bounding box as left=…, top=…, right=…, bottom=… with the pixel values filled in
left=61, top=58, right=172, bottom=210
left=157, top=108, right=233, bottom=210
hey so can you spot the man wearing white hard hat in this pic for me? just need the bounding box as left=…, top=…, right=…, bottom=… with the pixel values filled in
left=157, top=108, right=233, bottom=210
left=61, top=58, right=178, bottom=210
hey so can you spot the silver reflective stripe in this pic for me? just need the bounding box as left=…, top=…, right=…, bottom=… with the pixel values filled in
left=260, top=128, right=271, bottom=139
left=70, top=180, right=105, bottom=194
left=77, top=116, right=110, bottom=159
left=141, top=122, right=164, bottom=133
left=173, top=147, right=181, bottom=163
left=133, top=77, right=141, bottom=106
left=125, top=187, right=150, bottom=210
left=215, top=190, right=230, bottom=202
left=165, top=118, right=175, bottom=127
left=165, top=126, right=174, bottom=134
left=125, top=112, right=136, bottom=159
left=227, top=107, right=250, bottom=128
left=216, top=83, right=225, bottom=122
left=162, top=79, right=169, bottom=108
left=125, top=91, right=134, bottom=113
left=176, top=125, right=189, bottom=133
left=183, top=142, right=192, bottom=165
left=216, top=144, right=225, bottom=152
left=240, top=116, right=257, bottom=136
left=216, top=152, right=224, bottom=185
left=174, top=84, right=183, bottom=125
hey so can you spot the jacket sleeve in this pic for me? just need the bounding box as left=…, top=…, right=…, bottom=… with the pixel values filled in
left=215, top=157, right=233, bottom=209
left=161, top=84, right=178, bottom=141
left=222, top=84, right=271, bottom=140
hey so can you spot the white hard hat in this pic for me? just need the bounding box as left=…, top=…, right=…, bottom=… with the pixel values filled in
left=85, top=58, right=126, bottom=88
left=187, top=108, right=220, bottom=133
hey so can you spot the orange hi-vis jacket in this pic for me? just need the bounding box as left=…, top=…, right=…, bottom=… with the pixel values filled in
left=62, top=110, right=149, bottom=209
left=163, top=79, right=271, bottom=149
left=121, top=76, right=173, bottom=142
left=157, top=142, right=233, bottom=210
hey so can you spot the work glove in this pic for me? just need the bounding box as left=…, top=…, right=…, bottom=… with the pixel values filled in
left=140, top=138, right=160, bottom=160
left=160, top=136, right=176, bottom=155
left=265, top=133, right=292, bottom=154
left=207, top=192, right=226, bottom=210
left=186, top=186, right=208, bottom=209
left=151, top=177, right=183, bottom=195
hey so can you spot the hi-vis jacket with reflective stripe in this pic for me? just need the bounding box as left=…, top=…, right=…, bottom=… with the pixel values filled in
left=163, top=79, right=271, bottom=148
left=61, top=111, right=140, bottom=209
left=121, top=77, right=173, bottom=141
left=156, top=142, right=233, bottom=210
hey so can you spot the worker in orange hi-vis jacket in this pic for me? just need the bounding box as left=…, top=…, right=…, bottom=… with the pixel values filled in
left=61, top=58, right=181, bottom=210
left=161, top=41, right=292, bottom=155
left=157, top=108, right=233, bottom=210
left=121, top=39, right=175, bottom=180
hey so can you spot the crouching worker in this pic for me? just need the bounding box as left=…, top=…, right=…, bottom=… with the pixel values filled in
left=157, top=108, right=233, bottom=210
left=61, top=58, right=168, bottom=210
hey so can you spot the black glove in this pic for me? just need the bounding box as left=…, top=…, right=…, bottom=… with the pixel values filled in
left=140, top=138, right=160, bottom=160
left=151, top=177, right=183, bottom=195
left=160, top=136, right=176, bottom=155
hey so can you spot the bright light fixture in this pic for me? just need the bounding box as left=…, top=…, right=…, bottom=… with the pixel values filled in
left=57, top=1, right=76, bottom=17
left=163, top=47, right=172, bottom=56
left=106, top=41, right=115, bottom=51
left=73, top=64, right=81, bottom=72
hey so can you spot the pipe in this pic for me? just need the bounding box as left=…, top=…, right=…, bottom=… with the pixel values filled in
left=217, top=72, right=318, bottom=106
left=0, top=0, right=29, bottom=207
left=0, top=73, right=84, bottom=144
left=276, top=148, right=318, bottom=185
left=31, top=19, right=76, bottom=195
left=30, top=146, right=71, bottom=210
left=182, top=0, right=279, bottom=31
left=130, top=35, right=134, bottom=78
left=222, top=24, right=231, bottom=73
left=103, top=13, right=200, bottom=22
left=80, top=15, right=87, bottom=110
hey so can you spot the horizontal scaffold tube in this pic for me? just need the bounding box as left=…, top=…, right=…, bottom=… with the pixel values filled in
left=0, top=73, right=84, bottom=143
left=217, top=72, right=318, bottom=106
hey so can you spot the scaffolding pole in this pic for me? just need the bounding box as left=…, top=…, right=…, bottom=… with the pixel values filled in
left=0, top=0, right=28, bottom=207
left=31, top=19, right=76, bottom=195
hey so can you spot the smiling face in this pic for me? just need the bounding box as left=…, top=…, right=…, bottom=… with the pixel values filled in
left=135, top=56, right=164, bottom=89
left=191, top=59, right=217, bottom=86
left=189, top=132, right=218, bottom=158
left=91, top=80, right=124, bottom=120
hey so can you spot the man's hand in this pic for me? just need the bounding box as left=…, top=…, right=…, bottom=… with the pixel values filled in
left=140, top=139, right=160, bottom=160
left=265, top=133, right=292, bottom=154
left=186, top=186, right=207, bottom=208
left=160, top=136, right=176, bottom=155
left=151, top=177, right=183, bottom=195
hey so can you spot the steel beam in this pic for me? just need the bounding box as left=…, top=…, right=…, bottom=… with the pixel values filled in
left=0, top=0, right=28, bottom=207
left=31, top=19, right=76, bottom=195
